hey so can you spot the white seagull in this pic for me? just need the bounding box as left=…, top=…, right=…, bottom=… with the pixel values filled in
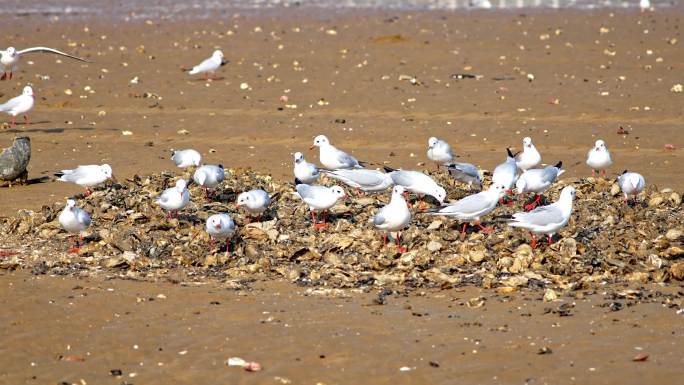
left=617, top=170, right=646, bottom=204
left=323, top=168, right=393, bottom=195
left=310, top=135, right=363, bottom=170
left=236, top=189, right=271, bottom=221
left=193, top=164, right=224, bottom=197
left=156, top=179, right=190, bottom=218
left=1, top=46, right=89, bottom=80
left=58, top=199, right=92, bottom=253
left=188, top=50, right=227, bottom=80
left=428, top=184, right=506, bottom=234
left=373, top=186, right=411, bottom=251
left=492, top=148, right=519, bottom=192
left=205, top=213, right=236, bottom=256
left=171, top=149, right=202, bottom=168
left=586, top=139, right=613, bottom=178
left=445, top=162, right=482, bottom=190
left=427, top=136, right=455, bottom=168
left=295, top=182, right=347, bottom=228
left=0, top=85, right=34, bottom=127
left=507, top=186, right=576, bottom=249
left=516, top=161, right=564, bottom=210
left=293, top=151, right=320, bottom=184
left=55, top=164, right=114, bottom=196
left=384, top=166, right=446, bottom=207
left=516, top=137, right=542, bottom=171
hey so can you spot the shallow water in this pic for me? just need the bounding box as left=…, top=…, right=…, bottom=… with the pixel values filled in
left=0, top=0, right=676, bottom=20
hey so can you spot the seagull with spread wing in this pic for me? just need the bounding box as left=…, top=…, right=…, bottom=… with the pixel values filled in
left=1, top=46, right=90, bottom=80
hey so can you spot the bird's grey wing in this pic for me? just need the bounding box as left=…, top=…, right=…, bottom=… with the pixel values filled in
left=17, top=47, right=90, bottom=62
left=373, top=211, right=386, bottom=226
left=296, top=184, right=315, bottom=199
left=541, top=167, right=559, bottom=183
left=344, top=170, right=384, bottom=186
left=157, top=190, right=172, bottom=204
left=77, top=210, right=91, bottom=227
left=389, top=171, right=416, bottom=187
left=512, top=205, right=564, bottom=226
left=337, top=151, right=359, bottom=168
left=446, top=193, right=492, bottom=215
left=448, top=163, right=478, bottom=177
left=307, top=163, right=320, bottom=176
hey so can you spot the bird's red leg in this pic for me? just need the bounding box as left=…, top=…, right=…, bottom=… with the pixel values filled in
left=0, top=72, right=6, bottom=81
left=23, top=115, right=29, bottom=125
left=8, top=71, right=12, bottom=80
left=525, top=194, right=541, bottom=211
left=530, top=233, right=538, bottom=249
left=311, top=210, right=316, bottom=225
left=461, top=223, right=467, bottom=235
left=601, top=169, right=606, bottom=177
left=383, top=232, right=388, bottom=245
left=396, top=232, right=407, bottom=252
left=10, top=116, right=16, bottom=127
left=591, top=169, right=595, bottom=178
left=226, top=239, right=231, bottom=256
left=547, top=235, right=553, bottom=245
left=314, top=210, right=327, bottom=228
left=477, top=222, right=493, bottom=233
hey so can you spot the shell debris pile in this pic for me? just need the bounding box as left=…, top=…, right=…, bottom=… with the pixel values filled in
left=1, top=168, right=682, bottom=293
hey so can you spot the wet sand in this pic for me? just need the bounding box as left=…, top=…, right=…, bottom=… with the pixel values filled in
left=2, top=7, right=684, bottom=385
left=0, top=8, right=682, bottom=215
left=2, top=271, right=684, bottom=385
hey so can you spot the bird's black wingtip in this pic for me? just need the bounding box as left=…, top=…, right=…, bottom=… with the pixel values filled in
left=621, top=169, right=628, bottom=175
left=555, top=161, right=563, bottom=169
left=53, top=172, right=64, bottom=178
left=294, top=178, right=304, bottom=186
left=383, top=165, right=396, bottom=173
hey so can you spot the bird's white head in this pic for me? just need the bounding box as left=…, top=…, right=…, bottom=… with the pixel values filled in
left=311, top=135, right=330, bottom=149
left=175, top=179, right=187, bottom=191
left=101, top=164, right=113, bottom=178
left=66, top=199, right=76, bottom=210
left=6, top=47, right=17, bottom=57
left=392, top=185, right=406, bottom=196
left=523, top=137, right=533, bottom=148
left=22, top=86, right=33, bottom=96
left=561, top=186, right=576, bottom=201
left=433, top=186, right=446, bottom=204
left=428, top=137, right=438, bottom=148
left=594, top=139, right=606, bottom=151
left=213, top=50, right=224, bottom=58
left=490, top=183, right=507, bottom=197
left=330, top=186, right=346, bottom=198
left=236, top=192, right=250, bottom=207
left=208, top=214, right=222, bottom=230
left=294, top=151, right=304, bottom=164
left=515, top=178, right=527, bottom=194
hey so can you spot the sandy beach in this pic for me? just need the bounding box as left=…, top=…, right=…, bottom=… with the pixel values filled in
left=1, top=4, right=684, bottom=385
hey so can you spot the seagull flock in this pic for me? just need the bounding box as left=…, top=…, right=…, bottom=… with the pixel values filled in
left=0, top=46, right=647, bottom=254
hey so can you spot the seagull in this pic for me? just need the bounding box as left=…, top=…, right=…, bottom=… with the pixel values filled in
left=617, top=170, right=646, bottom=204
left=310, top=135, right=363, bottom=170
left=236, top=189, right=271, bottom=221
left=373, top=186, right=411, bottom=252
left=323, top=168, right=393, bottom=195
left=205, top=213, right=236, bottom=256
left=295, top=181, right=347, bottom=228
left=171, top=149, right=202, bottom=168
left=58, top=199, right=91, bottom=253
left=0, top=85, right=34, bottom=127
left=156, top=179, right=190, bottom=218
left=193, top=164, right=224, bottom=197
left=492, top=148, right=519, bottom=196
left=293, top=151, right=320, bottom=184
left=55, top=164, right=114, bottom=196
left=188, top=50, right=227, bottom=80
left=427, top=184, right=506, bottom=234
left=0, top=46, right=89, bottom=80
left=640, top=0, right=651, bottom=11
left=515, top=137, right=542, bottom=171
left=384, top=166, right=446, bottom=207
left=444, top=162, right=481, bottom=190
left=507, top=186, right=576, bottom=249
left=427, top=137, right=455, bottom=169
left=586, top=139, right=612, bottom=178
left=516, top=161, right=564, bottom=211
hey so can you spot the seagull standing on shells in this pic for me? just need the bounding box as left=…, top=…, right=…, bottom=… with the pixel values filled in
left=617, top=170, right=646, bottom=204
left=193, top=164, right=224, bottom=197
left=444, top=162, right=481, bottom=190
left=516, top=137, right=542, bottom=171
left=58, top=199, right=91, bottom=253
left=205, top=213, right=236, bottom=256
left=427, top=184, right=506, bottom=234
left=310, top=135, right=363, bottom=170
left=55, top=164, right=114, bottom=196
left=427, top=137, right=455, bottom=169
left=295, top=181, right=347, bottom=228
left=293, top=151, right=320, bottom=184
left=507, top=186, right=576, bottom=249
left=188, top=50, right=227, bottom=80
left=323, top=168, right=393, bottom=195
left=586, top=139, right=612, bottom=178
left=0, top=85, right=34, bottom=127
left=236, top=189, right=271, bottom=221
left=516, top=161, right=564, bottom=210
left=0, top=46, right=89, bottom=80
left=384, top=166, right=446, bottom=208
left=171, top=149, right=202, bottom=168
left=373, top=186, right=411, bottom=252
left=492, top=148, right=519, bottom=194
left=156, top=179, right=190, bottom=218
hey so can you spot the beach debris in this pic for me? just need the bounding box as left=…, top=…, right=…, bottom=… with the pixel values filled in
left=670, top=84, right=683, bottom=93
left=0, top=136, right=30, bottom=186
left=226, top=357, right=262, bottom=371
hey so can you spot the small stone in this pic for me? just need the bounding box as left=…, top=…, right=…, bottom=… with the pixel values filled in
left=427, top=241, right=442, bottom=252
left=665, top=229, right=683, bottom=241
left=427, top=220, right=442, bottom=230
left=648, top=196, right=664, bottom=207
left=669, top=262, right=684, bottom=280
left=543, top=288, right=558, bottom=302
left=468, top=249, right=486, bottom=264
left=670, top=192, right=682, bottom=205
left=610, top=183, right=621, bottom=196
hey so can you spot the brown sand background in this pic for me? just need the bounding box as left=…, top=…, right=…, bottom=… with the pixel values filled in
left=1, top=7, right=684, bottom=385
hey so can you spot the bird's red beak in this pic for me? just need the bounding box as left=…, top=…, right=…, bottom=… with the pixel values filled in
left=309, top=145, right=314, bottom=150
left=215, top=224, right=221, bottom=230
